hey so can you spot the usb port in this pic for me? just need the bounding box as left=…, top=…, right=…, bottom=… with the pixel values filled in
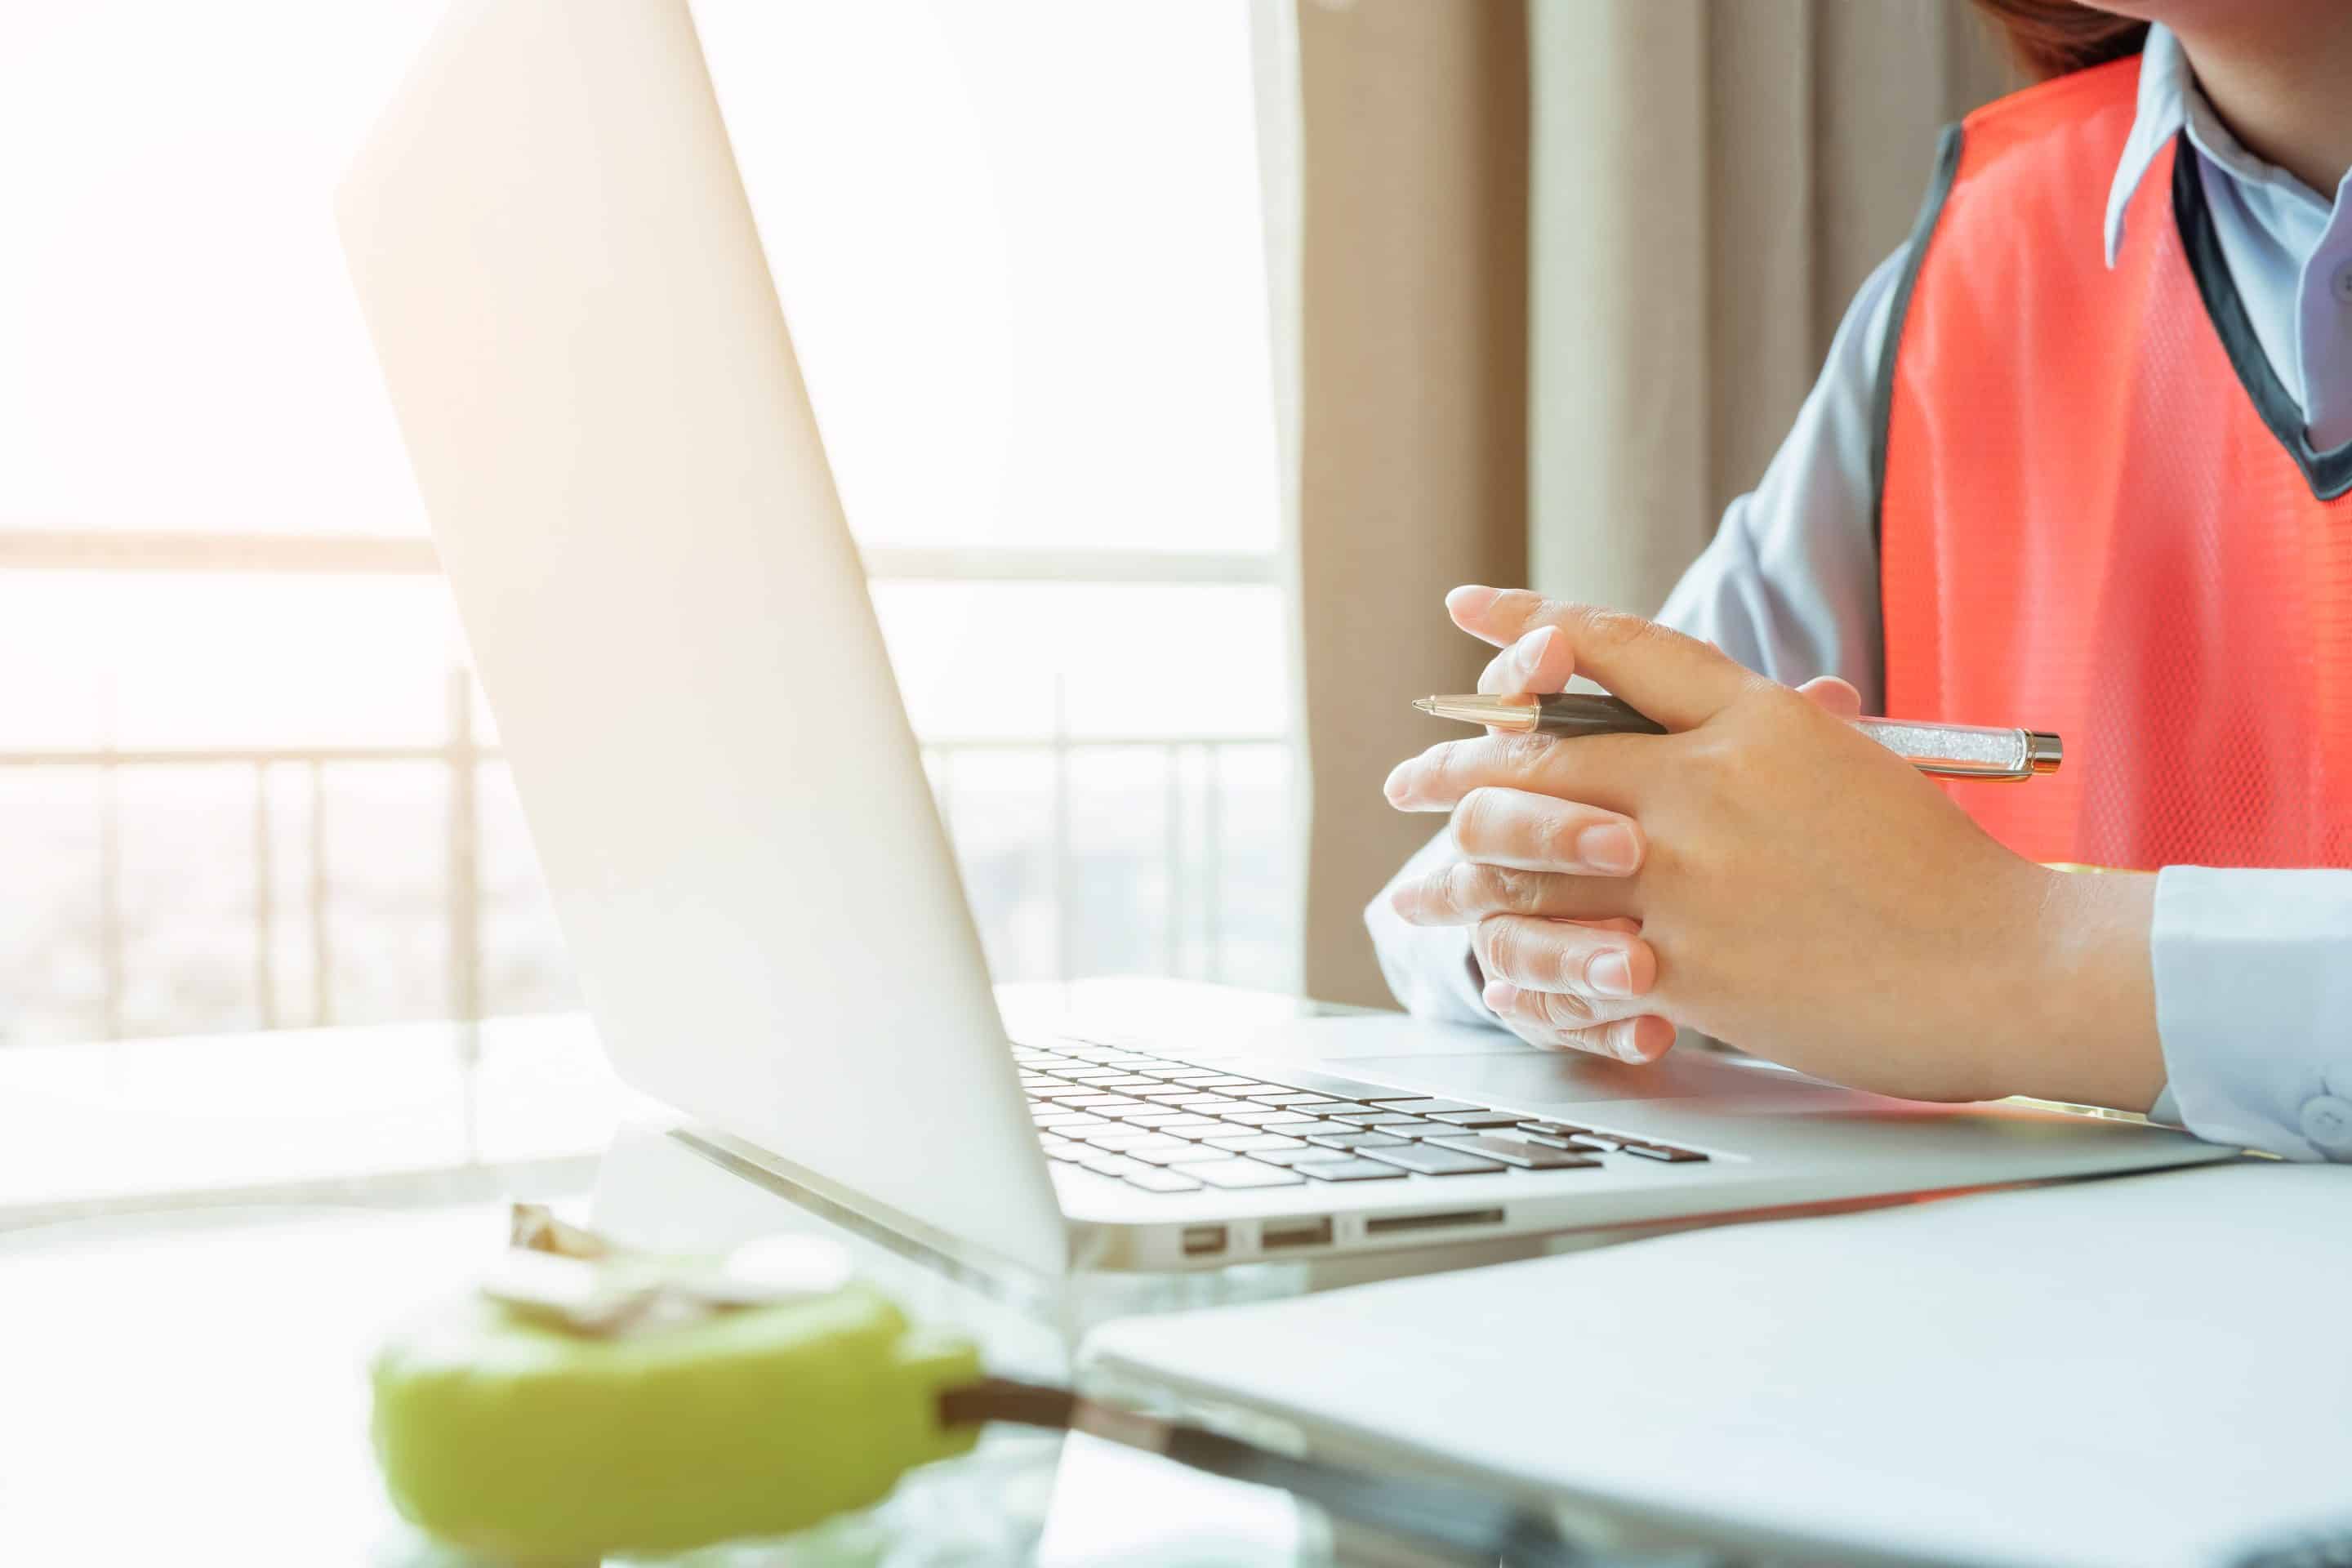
left=1181, top=1225, right=1227, bottom=1257
left=1260, top=1217, right=1334, bottom=1252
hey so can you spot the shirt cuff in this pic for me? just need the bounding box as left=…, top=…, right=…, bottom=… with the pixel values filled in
left=2152, top=866, right=2352, bottom=1162
left=1361, top=830, right=1494, bottom=1026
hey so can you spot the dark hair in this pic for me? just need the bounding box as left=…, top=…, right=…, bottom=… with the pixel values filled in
left=1970, top=1, right=2149, bottom=82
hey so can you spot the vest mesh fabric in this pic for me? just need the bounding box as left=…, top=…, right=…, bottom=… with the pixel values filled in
left=1879, top=60, right=2352, bottom=870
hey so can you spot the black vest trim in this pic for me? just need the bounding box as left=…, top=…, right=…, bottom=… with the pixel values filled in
left=2171, top=128, right=2352, bottom=501
left=1870, top=122, right=1966, bottom=555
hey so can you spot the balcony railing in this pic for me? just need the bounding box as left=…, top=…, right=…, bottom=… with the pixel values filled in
left=0, top=528, right=1294, bottom=1049
left=0, top=706, right=1283, bottom=1044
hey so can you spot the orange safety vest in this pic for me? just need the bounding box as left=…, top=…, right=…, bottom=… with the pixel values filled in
left=1878, top=57, right=2352, bottom=870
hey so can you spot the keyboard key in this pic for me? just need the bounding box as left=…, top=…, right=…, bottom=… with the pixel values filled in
left=1222, top=1109, right=1319, bottom=1127
left=1060, top=1096, right=1147, bottom=1110
left=1297, top=1158, right=1410, bottom=1182
left=1111, top=1134, right=1196, bottom=1156
left=1564, top=1134, right=1629, bottom=1152
left=1619, top=1143, right=1709, bottom=1163
left=1033, top=1114, right=1110, bottom=1132
left=1425, top=1109, right=1529, bottom=1129
left=1080, top=1155, right=1139, bottom=1178
left=1354, top=1144, right=1509, bottom=1176
left=1517, top=1120, right=1591, bottom=1138
left=1245, top=1147, right=1354, bottom=1166
left=1184, top=1076, right=1262, bottom=1089
left=1356, top=1116, right=1450, bottom=1134
left=1130, top=1087, right=1205, bottom=1102
left=1122, top=1167, right=1204, bottom=1193
left=1241, top=1092, right=1325, bottom=1107
left=1039, top=1140, right=1085, bottom=1163
left=1331, top=1110, right=1402, bottom=1125
left=1089, top=1076, right=1165, bottom=1089
left=1368, top=1098, right=1481, bottom=1114
left=1079, top=1130, right=1161, bottom=1149
left=1287, top=1101, right=1375, bottom=1116
left=1129, top=1143, right=1237, bottom=1166
left=1153, top=1119, right=1228, bottom=1137
left=1203, top=1133, right=1307, bottom=1152
left=1304, top=1131, right=1410, bottom=1151
left=1427, top=1135, right=1601, bottom=1170
left=1514, top=1129, right=1588, bottom=1150
left=1116, top=1110, right=1196, bottom=1127
left=1189, top=1160, right=1307, bottom=1189
left=1276, top=1120, right=1365, bottom=1138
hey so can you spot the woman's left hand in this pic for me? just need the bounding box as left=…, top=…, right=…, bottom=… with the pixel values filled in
left=1383, top=587, right=2165, bottom=1109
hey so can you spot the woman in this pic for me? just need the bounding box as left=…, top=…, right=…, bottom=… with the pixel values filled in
left=1368, top=0, right=2352, bottom=1160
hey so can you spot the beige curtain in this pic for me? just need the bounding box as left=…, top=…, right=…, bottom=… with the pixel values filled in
left=1265, top=0, right=1531, bottom=1006
left=1269, top=1, right=2016, bottom=1004
left=1530, top=0, right=2016, bottom=610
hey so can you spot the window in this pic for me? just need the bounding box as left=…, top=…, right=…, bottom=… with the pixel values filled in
left=0, top=0, right=1293, bottom=1211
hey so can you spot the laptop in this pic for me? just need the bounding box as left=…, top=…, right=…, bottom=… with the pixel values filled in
left=335, top=0, right=2237, bottom=1281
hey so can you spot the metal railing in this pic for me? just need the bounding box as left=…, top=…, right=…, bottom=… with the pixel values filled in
left=0, top=697, right=1281, bottom=1044
left=0, top=528, right=1293, bottom=1046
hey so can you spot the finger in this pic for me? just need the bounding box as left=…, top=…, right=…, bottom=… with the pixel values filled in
left=1472, top=914, right=1657, bottom=1004
left=1391, top=860, right=1637, bottom=924
left=1797, top=675, right=1864, bottom=720
left=1449, top=786, right=1642, bottom=875
left=1385, top=730, right=1646, bottom=814
left=1483, top=983, right=1677, bottom=1065
left=1474, top=624, right=1572, bottom=697
left=1444, top=588, right=1754, bottom=730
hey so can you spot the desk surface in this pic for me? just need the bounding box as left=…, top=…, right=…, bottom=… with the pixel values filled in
left=0, top=1192, right=1305, bottom=1566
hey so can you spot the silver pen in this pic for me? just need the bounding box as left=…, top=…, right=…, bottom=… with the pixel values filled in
left=1413, top=693, right=2063, bottom=781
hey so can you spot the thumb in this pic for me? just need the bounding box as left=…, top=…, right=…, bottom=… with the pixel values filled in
left=1796, top=675, right=1864, bottom=720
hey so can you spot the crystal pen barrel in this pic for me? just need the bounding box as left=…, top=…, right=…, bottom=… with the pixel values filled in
left=1410, top=693, right=2061, bottom=781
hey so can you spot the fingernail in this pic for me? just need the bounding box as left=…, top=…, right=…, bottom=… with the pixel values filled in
left=1482, top=980, right=1520, bottom=1013
left=1383, top=761, right=1414, bottom=807
left=1586, top=950, right=1635, bottom=998
left=1508, top=626, right=1555, bottom=685
left=1446, top=585, right=1500, bottom=617
left=1575, top=822, right=1641, bottom=875
left=1387, top=882, right=1422, bottom=920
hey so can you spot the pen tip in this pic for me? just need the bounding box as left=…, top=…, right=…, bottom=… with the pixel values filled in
left=1411, top=697, right=1438, bottom=715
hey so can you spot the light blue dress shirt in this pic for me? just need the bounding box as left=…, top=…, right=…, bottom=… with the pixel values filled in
left=1366, top=26, right=2352, bottom=1163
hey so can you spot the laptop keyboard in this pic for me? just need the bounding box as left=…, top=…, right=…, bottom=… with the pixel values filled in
left=1018, top=1038, right=1709, bottom=1196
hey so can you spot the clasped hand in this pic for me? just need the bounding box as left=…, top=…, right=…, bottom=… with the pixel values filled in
left=1381, top=586, right=2163, bottom=1109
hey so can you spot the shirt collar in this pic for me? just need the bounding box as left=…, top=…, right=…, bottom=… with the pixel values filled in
left=2105, top=24, right=2328, bottom=267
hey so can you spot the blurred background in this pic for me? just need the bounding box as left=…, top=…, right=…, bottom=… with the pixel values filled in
left=0, top=0, right=2014, bottom=1220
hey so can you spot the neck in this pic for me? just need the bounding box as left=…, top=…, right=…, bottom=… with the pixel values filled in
left=2172, top=14, right=2352, bottom=197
